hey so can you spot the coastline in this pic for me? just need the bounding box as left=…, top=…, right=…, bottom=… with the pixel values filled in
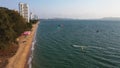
left=6, top=22, right=39, bottom=68
left=25, top=22, right=39, bottom=68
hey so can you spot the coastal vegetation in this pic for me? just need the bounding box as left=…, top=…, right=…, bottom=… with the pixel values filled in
left=0, top=7, right=38, bottom=67
left=0, top=7, right=38, bottom=50
left=0, top=7, right=25, bottom=49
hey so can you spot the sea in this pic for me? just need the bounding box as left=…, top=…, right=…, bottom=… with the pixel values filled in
left=31, top=19, right=120, bottom=68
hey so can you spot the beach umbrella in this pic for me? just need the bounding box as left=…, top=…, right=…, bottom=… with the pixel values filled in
left=23, top=31, right=31, bottom=36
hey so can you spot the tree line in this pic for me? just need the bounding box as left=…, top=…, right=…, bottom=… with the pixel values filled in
left=0, top=7, right=37, bottom=49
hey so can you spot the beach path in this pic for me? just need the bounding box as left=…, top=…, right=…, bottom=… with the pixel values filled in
left=6, top=23, right=38, bottom=68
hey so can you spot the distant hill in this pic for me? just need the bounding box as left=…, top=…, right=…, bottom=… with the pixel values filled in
left=101, top=17, right=120, bottom=21
left=40, top=17, right=120, bottom=21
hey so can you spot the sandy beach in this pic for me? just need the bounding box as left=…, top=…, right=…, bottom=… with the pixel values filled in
left=6, top=23, right=38, bottom=68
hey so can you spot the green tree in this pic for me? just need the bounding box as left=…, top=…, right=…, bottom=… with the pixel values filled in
left=0, top=9, right=16, bottom=49
left=0, top=7, right=31, bottom=49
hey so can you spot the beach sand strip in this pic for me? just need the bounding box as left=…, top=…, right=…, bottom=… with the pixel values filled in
left=6, top=23, right=38, bottom=68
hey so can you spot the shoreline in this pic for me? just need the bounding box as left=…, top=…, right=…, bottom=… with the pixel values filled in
left=25, top=22, right=39, bottom=68
left=6, top=22, right=39, bottom=68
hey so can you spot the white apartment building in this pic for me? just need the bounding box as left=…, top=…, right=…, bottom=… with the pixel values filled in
left=19, top=3, right=29, bottom=22
left=30, top=12, right=39, bottom=20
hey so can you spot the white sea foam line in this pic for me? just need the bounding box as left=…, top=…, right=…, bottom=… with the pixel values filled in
left=72, top=45, right=105, bottom=50
left=28, top=21, right=40, bottom=68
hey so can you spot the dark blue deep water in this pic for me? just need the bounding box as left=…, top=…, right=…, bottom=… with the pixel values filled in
left=32, top=20, right=120, bottom=68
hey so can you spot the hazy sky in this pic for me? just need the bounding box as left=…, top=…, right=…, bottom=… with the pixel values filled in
left=1, top=0, right=120, bottom=19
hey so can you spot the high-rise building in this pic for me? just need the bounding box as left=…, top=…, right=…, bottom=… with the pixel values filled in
left=30, top=13, right=39, bottom=20
left=19, top=3, right=29, bottom=22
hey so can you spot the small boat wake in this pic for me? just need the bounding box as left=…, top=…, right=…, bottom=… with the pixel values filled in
left=73, top=45, right=86, bottom=48
left=72, top=44, right=105, bottom=51
left=72, top=45, right=87, bottom=52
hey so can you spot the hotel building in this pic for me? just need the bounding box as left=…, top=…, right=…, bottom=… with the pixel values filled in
left=19, top=3, right=29, bottom=22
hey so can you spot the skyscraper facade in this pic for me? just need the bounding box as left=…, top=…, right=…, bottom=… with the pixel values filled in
left=19, top=3, right=29, bottom=22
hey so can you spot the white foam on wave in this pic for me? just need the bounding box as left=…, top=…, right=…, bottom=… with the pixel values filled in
left=72, top=45, right=104, bottom=50
left=88, top=46, right=105, bottom=50
left=28, top=41, right=35, bottom=68
left=73, top=45, right=86, bottom=48
left=28, top=56, right=32, bottom=68
left=31, top=40, right=36, bottom=51
left=28, top=22, right=39, bottom=68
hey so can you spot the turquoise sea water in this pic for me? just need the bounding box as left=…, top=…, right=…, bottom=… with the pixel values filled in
left=32, top=20, right=120, bottom=68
